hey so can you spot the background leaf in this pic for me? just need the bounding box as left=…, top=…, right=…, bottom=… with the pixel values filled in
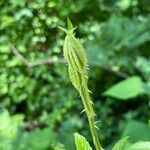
left=112, top=137, right=129, bottom=150
left=104, top=76, right=144, bottom=100
left=122, top=120, right=150, bottom=142
left=127, top=141, right=150, bottom=150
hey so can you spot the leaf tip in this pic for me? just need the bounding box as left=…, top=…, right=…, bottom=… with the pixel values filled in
left=67, top=17, right=73, bottom=30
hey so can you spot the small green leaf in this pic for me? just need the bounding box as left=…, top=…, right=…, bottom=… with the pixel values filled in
left=58, top=26, right=69, bottom=34
left=104, top=76, right=144, bottom=100
left=112, top=137, right=129, bottom=150
left=127, top=141, right=150, bottom=150
left=74, top=133, right=92, bottom=150
left=67, top=17, right=73, bottom=30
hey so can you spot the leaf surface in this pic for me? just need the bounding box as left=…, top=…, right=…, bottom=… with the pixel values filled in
left=74, top=133, right=92, bottom=150
left=104, top=76, right=144, bottom=100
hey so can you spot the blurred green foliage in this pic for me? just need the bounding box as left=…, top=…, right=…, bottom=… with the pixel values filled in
left=0, top=0, right=150, bottom=149
left=104, top=76, right=144, bottom=100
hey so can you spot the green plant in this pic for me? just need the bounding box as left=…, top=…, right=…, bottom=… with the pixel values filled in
left=59, top=19, right=103, bottom=150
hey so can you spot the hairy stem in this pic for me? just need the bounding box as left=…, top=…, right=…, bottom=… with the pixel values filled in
left=59, top=24, right=103, bottom=149
left=80, top=84, right=103, bottom=150
left=88, top=117, right=102, bottom=150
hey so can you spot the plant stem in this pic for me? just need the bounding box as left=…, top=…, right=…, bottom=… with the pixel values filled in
left=60, top=25, right=103, bottom=149
left=80, top=84, right=103, bottom=150
left=88, top=116, right=102, bottom=150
